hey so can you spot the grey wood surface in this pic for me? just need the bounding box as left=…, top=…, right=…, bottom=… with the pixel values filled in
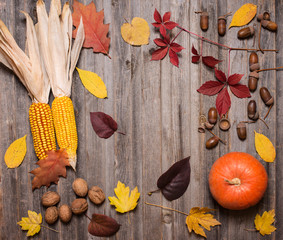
left=0, top=0, right=281, bottom=239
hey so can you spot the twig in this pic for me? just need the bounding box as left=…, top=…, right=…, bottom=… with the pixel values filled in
left=41, top=225, right=59, bottom=233
left=84, top=213, right=92, bottom=221
left=258, top=21, right=263, bottom=53
left=223, top=12, right=232, bottom=18
left=240, top=120, right=256, bottom=124
left=244, top=228, right=257, bottom=232
left=117, top=131, right=126, bottom=135
left=145, top=202, right=188, bottom=216
left=170, top=29, right=183, bottom=44
left=257, top=66, right=283, bottom=72
left=208, top=129, right=226, bottom=144
left=230, top=48, right=277, bottom=52
left=259, top=118, right=269, bottom=129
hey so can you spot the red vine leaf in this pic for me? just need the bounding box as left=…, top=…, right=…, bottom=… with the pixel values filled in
left=216, top=87, right=231, bottom=116
left=230, top=84, right=251, bottom=98
left=228, top=73, right=244, bottom=85
left=215, top=68, right=227, bottom=82
left=88, top=213, right=120, bottom=237
left=169, top=48, right=179, bottom=67
left=191, top=44, right=199, bottom=55
left=197, top=81, right=224, bottom=96
left=151, top=47, right=169, bottom=60
left=192, top=56, right=200, bottom=63
left=152, top=9, right=178, bottom=36
left=170, top=42, right=184, bottom=53
left=202, top=56, right=222, bottom=68
left=153, top=38, right=168, bottom=47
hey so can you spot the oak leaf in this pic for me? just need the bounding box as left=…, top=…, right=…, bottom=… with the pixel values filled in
left=186, top=207, right=221, bottom=238
left=4, top=135, right=27, bottom=168
left=17, top=210, right=42, bottom=237
left=254, top=209, right=276, bottom=236
left=30, top=149, right=70, bottom=190
left=72, top=0, right=110, bottom=55
left=254, top=131, right=276, bottom=162
left=108, top=181, right=140, bottom=213
left=121, top=17, right=150, bottom=46
left=229, top=3, right=257, bottom=28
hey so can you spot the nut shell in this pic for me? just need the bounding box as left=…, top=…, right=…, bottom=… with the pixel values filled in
left=247, top=100, right=259, bottom=120
left=204, top=121, right=214, bottom=130
left=88, top=186, right=106, bottom=205
left=45, top=206, right=58, bottom=225
left=262, top=20, right=278, bottom=31
left=71, top=198, right=88, bottom=215
left=218, top=18, right=226, bottom=36
left=41, top=191, right=60, bottom=207
left=59, top=204, right=72, bottom=223
left=72, top=178, right=88, bottom=197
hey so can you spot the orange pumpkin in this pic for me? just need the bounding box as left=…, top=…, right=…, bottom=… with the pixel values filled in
left=209, top=152, right=268, bottom=210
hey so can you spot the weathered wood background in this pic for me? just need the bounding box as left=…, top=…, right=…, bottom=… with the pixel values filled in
left=0, top=0, right=282, bottom=239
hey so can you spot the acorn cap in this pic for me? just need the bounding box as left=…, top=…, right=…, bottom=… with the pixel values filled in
left=266, top=96, right=274, bottom=106
left=204, top=121, right=214, bottom=130
left=249, top=71, right=259, bottom=79
left=263, top=12, right=271, bottom=20
left=250, top=63, right=260, bottom=72
left=249, top=26, right=255, bottom=35
left=218, top=16, right=226, bottom=21
left=237, top=122, right=246, bottom=129
left=257, top=14, right=263, bottom=21
left=198, top=123, right=206, bottom=133
left=249, top=111, right=259, bottom=120
left=219, top=118, right=230, bottom=131
left=261, top=20, right=269, bottom=28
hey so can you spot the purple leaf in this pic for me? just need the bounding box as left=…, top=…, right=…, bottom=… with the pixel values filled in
left=88, top=213, right=120, bottom=237
left=214, top=68, right=227, bottom=82
left=202, top=56, right=222, bottom=68
left=157, top=157, right=190, bottom=201
left=197, top=81, right=224, bottom=96
left=227, top=73, right=244, bottom=85
left=230, top=84, right=251, bottom=98
left=90, top=112, right=118, bottom=139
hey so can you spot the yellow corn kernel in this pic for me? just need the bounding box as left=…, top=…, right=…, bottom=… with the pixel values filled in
left=52, top=96, right=77, bottom=170
left=29, top=103, right=56, bottom=160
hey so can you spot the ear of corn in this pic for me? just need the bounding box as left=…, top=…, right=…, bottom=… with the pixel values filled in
left=52, top=96, right=77, bottom=170
left=29, top=103, right=56, bottom=160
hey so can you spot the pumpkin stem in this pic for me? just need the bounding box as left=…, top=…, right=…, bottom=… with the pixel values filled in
left=225, top=178, right=241, bottom=186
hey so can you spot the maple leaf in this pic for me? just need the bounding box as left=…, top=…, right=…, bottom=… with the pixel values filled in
left=108, top=181, right=140, bottom=213
left=152, top=9, right=178, bottom=36
left=186, top=207, right=221, bottom=238
left=191, top=45, right=221, bottom=68
left=17, top=211, right=42, bottom=237
left=254, top=209, right=276, bottom=236
left=30, top=149, right=70, bottom=190
left=72, top=0, right=110, bottom=56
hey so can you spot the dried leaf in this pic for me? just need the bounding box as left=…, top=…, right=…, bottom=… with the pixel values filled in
left=197, top=81, right=224, bottom=96
left=72, top=0, right=110, bottom=55
left=90, top=112, right=118, bottom=139
left=17, top=210, right=42, bottom=237
left=254, top=131, right=276, bottom=162
left=229, top=3, right=257, bottom=28
left=186, top=207, right=221, bottom=238
left=108, top=181, right=140, bottom=213
left=202, top=56, right=222, bottom=68
left=121, top=17, right=150, bottom=46
left=76, top=67, right=107, bottom=99
left=4, top=135, right=27, bottom=168
left=216, top=87, right=231, bottom=117
left=157, top=157, right=190, bottom=201
left=88, top=213, right=120, bottom=237
left=254, top=210, right=276, bottom=236
left=30, top=149, right=70, bottom=190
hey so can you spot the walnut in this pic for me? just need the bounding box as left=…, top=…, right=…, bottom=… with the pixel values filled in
left=45, top=206, right=58, bottom=225
left=71, top=198, right=88, bottom=215
left=72, top=178, right=88, bottom=197
left=58, top=204, right=72, bottom=223
left=41, top=191, right=60, bottom=207
left=88, top=186, right=105, bottom=205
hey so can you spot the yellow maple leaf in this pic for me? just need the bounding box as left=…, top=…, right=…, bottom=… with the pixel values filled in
left=108, top=181, right=140, bottom=213
left=17, top=210, right=42, bottom=237
left=186, top=207, right=221, bottom=238
left=121, top=17, right=150, bottom=46
left=76, top=67, right=107, bottom=99
left=4, top=135, right=27, bottom=168
left=229, top=3, right=257, bottom=28
left=254, top=131, right=276, bottom=162
left=254, top=209, right=276, bottom=236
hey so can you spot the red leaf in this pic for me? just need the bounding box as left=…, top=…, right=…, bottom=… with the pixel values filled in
left=152, top=22, right=161, bottom=28
left=230, top=84, right=251, bottom=98
left=72, top=0, right=110, bottom=55
left=164, top=21, right=178, bottom=30
left=154, top=38, right=167, bottom=47
left=197, top=81, right=224, bottom=96
left=215, top=68, right=227, bottom=82
left=88, top=213, right=120, bottom=237
left=169, top=48, right=179, bottom=67
left=202, top=56, right=222, bottom=68
left=30, top=150, right=70, bottom=190
left=151, top=47, right=168, bottom=60
left=191, top=45, right=199, bottom=55
left=90, top=112, right=118, bottom=139
left=160, top=25, right=166, bottom=37
left=154, top=9, right=162, bottom=23
left=216, top=87, right=231, bottom=116
left=164, top=34, right=170, bottom=44
left=163, top=12, right=171, bottom=22
left=228, top=73, right=244, bottom=85
left=170, top=42, right=184, bottom=53
left=192, top=55, right=200, bottom=63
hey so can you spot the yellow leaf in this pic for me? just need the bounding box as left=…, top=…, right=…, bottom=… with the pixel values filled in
left=254, top=131, right=276, bottom=162
left=4, top=135, right=27, bottom=168
left=121, top=17, right=150, bottom=46
left=76, top=68, right=107, bottom=99
left=108, top=181, right=140, bottom=213
left=229, top=3, right=257, bottom=28
left=17, top=210, right=42, bottom=237
left=254, top=209, right=276, bottom=236
left=186, top=207, right=221, bottom=238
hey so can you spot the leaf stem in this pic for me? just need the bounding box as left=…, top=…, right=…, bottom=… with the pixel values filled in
left=263, top=105, right=273, bottom=120
left=208, top=130, right=226, bottom=145
left=223, top=12, right=232, bottom=18
left=147, top=189, right=160, bottom=196
left=84, top=213, right=92, bottom=221
left=257, top=66, right=283, bottom=72
left=41, top=225, right=59, bottom=233
left=117, top=131, right=126, bottom=135
left=259, top=118, right=269, bottom=129
left=170, top=29, right=183, bottom=44
left=244, top=228, right=257, bottom=232
left=230, top=48, right=277, bottom=52
left=145, top=202, right=188, bottom=216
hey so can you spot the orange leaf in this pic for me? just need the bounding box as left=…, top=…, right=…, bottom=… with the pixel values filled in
left=30, top=149, right=70, bottom=190
left=72, top=0, right=110, bottom=56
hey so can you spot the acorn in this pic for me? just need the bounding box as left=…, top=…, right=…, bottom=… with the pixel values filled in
left=236, top=122, right=247, bottom=141
left=196, top=12, right=209, bottom=31
left=237, top=26, right=255, bottom=39
left=249, top=52, right=260, bottom=72
left=219, top=118, right=230, bottom=131
left=257, top=12, right=271, bottom=21
left=260, top=87, right=274, bottom=105
left=248, top=71, right=259, bottom=92
left=247, top=100, right=259, bottom=120
left=206, top=136, right=219, bottom=149
left=218, top=16, right=226, bottom=36
left=208, top=107, right=218, bottom=124
left=261, top=20, right=278, bottom=32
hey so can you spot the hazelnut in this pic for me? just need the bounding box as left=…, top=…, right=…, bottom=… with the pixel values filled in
left=41, top=191, right=60, bottom=207
left=59, top=204, right=72, bottom=223
left=72, top=178, right=88, bottom=197
left=45, top=206, right=58, bottom=225
left=88, top=186, right=105, bottom=205
left=71, top=198, right=88, bottom=215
